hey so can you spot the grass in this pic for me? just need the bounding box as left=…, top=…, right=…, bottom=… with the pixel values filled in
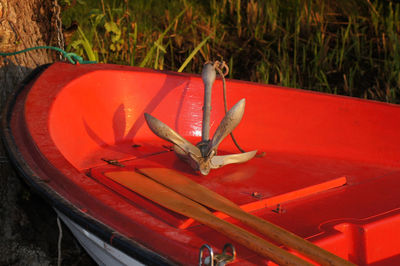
left=61, top=0, right=400, bottom=103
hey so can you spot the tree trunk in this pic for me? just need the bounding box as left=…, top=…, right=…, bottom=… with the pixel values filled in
left=0, top=1, right=93, bottom=265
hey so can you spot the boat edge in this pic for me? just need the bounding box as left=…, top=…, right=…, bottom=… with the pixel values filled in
left=0, top=63, right=175, bottom=266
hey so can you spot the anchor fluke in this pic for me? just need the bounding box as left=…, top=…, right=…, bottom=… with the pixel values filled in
left=210, top=151, right=258, bottom=169
left=144, top=113, right=202, bottom=158
left=209, top=98, right=246, bottom=156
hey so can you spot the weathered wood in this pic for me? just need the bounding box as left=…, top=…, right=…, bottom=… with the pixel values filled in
left=0, top=0, right=53, bottom=264
left=0, top=0, right=55, bottom=100
left=0, top=1, right=91, bottom=264
left=105, top=171, right=312, bottom=266
left=135, top=168, right=354, bottom=266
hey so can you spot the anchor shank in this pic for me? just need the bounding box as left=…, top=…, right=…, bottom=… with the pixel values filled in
left=201, top=63, right=216, bottom=143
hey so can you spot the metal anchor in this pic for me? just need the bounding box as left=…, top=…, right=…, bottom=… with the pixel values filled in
left=144, top=62, right=257, bottom=175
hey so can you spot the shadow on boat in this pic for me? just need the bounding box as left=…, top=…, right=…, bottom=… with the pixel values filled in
left=82, top=75, right=190, bottom=155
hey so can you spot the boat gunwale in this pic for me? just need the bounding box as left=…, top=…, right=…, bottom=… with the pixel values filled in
left=1, top=63, right=174, bottom=266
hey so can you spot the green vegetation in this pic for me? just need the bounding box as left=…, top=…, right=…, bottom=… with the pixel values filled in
left=62, top=0, right=400, bottom=103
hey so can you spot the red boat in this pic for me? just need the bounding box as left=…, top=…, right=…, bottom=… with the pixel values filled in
left=2, top=62, right=400, bottom=265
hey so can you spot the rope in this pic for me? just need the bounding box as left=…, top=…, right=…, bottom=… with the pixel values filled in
left=57, top=215, right=63, bottom=266
left=212, top=60, right=246, bottom=153
left=0, top=46, right=96, bottom=65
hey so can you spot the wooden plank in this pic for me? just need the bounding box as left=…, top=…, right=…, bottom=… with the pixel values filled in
left=105, top=171, right=311, bottom=266
left=135, top=168, right=354, bottom=266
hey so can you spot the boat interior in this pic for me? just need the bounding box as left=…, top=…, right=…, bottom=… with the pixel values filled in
left=17, top=63, right=400, bottom=264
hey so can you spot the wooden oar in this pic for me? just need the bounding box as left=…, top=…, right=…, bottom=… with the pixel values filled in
left=135, top=168, right=354, bottom=266
left=105, top=171, right=312, bottom=266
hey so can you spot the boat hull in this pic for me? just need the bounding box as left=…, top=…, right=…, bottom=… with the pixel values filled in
left=55, top=209, right=143, bottom=266
left=3, top=62, right=400, bottom=265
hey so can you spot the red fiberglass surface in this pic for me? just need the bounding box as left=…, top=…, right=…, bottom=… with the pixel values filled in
left=17, top=62, right=400, bottom=264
